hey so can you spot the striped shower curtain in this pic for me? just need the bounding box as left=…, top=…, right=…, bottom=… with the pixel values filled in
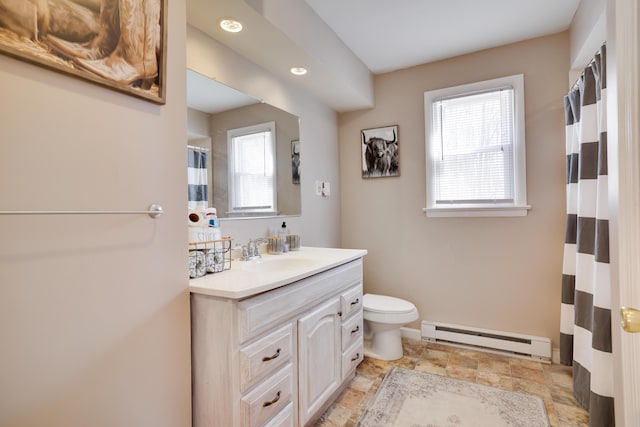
left=188, top=148, right=209, bottom=211
left=560, top=44, right=614, bottom=426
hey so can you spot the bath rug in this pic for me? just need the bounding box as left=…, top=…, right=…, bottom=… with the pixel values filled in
left=356, top=367, right=549, bottom=427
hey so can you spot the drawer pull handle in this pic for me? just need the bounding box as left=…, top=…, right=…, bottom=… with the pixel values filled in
left=262, top=348, right=281, bottom=362
left=262, top=391, right=281, bottom=407
left=350, top=298, right=360, bottom=306
left=351, top=325, right=360, bottom=334
left=351, top=353, right=360, bottom=362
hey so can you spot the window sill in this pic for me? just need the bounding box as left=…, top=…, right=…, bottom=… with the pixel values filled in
left=423, top=205, right=531, bottom=218
left=226, top=211, right=279, bottom=218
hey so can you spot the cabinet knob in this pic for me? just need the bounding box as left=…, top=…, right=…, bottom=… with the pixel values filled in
left=261, top=348, right=281, bottom=362
left=337, top=311, right=343, bottom=317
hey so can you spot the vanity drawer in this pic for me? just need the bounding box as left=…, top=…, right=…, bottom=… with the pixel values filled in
left=241, top=364, right=293, bottom=427
left=341, top=312, right=363, bottom=351
left=239, top=323, right=294, bottom=393
left=238, top=259, right=362, bottom=342
left=340, top=286, right=363, bottom=319
left=264, top=403, right=294, bottom=427
left=342, top=341, right=364, bottom=379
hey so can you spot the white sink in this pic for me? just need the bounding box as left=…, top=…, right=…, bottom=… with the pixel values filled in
left=240, top=256, right=316, bottom=273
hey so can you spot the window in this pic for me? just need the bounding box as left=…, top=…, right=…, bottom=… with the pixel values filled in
left=423, top=74, right=530, bottom=217
left=228, top=122, right=277, bottom=214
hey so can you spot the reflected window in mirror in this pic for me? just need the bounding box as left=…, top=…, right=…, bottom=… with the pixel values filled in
left=228, top=122, right=277, bottom=214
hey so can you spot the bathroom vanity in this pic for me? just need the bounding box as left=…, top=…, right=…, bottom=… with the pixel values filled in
left=190, top=247, right=367, bottom=427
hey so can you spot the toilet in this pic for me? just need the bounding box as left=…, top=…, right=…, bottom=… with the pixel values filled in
left=363, top=293, right=419, bottom=361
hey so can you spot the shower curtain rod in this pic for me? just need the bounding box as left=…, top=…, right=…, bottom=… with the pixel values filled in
left=0, top=204, right=164, bottom=219
left=570, top=43, right=606, bottom=91
left=187, top=145, right=210, bottom=152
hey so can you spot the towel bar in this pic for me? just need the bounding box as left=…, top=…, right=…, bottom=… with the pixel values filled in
left=0, top=204, right=164, bottom=219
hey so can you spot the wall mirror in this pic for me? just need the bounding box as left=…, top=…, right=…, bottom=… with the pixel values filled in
left=187, top=69, right=301, bottom=218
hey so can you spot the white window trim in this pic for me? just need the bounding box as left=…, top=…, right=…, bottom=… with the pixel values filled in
left=423, top=74, right=531, bottom=218
left=227, top=121, right=278, bottom=215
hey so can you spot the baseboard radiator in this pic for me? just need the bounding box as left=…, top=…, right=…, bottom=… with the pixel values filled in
left=421, top=321, right=551, bottom=362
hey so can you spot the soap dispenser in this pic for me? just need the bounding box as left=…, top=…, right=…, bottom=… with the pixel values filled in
left=279, top=221, right=289, bottom=252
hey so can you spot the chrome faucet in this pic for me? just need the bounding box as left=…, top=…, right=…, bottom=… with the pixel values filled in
left=241, top=238, right=268, bottom=261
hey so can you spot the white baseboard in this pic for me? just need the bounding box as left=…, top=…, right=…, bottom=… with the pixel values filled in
left=400, top=327, right=422, bottom=341
left=552, top=347, right=560, bottom=364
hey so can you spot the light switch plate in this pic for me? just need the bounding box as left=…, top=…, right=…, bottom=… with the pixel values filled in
left=322, top=182, right=331, bottom=196
left=315, top=180, right=323, bottom=196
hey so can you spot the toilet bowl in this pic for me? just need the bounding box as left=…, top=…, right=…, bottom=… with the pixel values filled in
left=363, top=293, right=419, bottom=361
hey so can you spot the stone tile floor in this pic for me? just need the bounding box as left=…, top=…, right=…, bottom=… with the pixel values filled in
left=315, top=338, right=589, bottom=427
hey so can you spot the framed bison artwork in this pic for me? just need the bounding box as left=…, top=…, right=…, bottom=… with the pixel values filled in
left=361, top=125, right=399, bottom=178
left=291, top=139, right=300, bottom=184
left=0, top=0, right=167, bottom=104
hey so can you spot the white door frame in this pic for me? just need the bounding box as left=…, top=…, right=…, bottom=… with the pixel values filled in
left=607, top=0, right=640, bottom=424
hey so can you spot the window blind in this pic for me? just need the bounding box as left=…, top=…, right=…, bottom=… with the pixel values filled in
left=431, top=88, right=515, bottom=204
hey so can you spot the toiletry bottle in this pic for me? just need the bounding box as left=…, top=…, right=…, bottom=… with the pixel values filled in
left=280, top=221, right=289, bottom=252
left=207, top=208, right=222, bottom=240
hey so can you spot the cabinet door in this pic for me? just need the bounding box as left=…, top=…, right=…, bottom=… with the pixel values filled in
left=297, top=297, right=341, bottom=426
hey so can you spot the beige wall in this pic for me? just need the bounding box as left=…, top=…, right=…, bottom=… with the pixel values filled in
left=570, top=0, right=606, bottom=73
left=339, top=32, right=570, bottom=347
left=0, top=3, right=191, bottom=427
left=188, top=107, right=211, bottom=138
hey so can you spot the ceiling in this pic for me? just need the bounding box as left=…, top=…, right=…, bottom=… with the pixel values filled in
left=305, top=0, right=582, bottom=74
left=187, top=0, right=582, bottom=112
left=187, top=69, right=258, bottom=114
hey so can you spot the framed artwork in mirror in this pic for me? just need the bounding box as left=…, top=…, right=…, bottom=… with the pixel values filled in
left=361, top=125, right=399, bottom=178
left=292, top=139, right=300, bottom=184
left=0, top=0, right=167, bottom=104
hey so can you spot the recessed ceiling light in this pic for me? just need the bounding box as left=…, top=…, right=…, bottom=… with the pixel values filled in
left=220, top=19, right=243, bottom=33
left=290, top=67, right=308, bottom=76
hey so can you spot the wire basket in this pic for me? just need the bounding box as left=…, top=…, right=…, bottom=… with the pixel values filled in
left=188, top=237, right=232, bottom=278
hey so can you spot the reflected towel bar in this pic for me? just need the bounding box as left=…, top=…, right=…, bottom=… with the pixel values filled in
left=0, top=204, right=164, bottom=219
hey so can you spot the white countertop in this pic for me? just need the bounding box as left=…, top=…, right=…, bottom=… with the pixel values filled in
left=189, top=246, right=368, bottom=299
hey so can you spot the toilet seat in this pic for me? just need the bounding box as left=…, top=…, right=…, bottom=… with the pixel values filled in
left=363, top=293, right=419, bottom=325
left=363, top=294, right=416, bottom=314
